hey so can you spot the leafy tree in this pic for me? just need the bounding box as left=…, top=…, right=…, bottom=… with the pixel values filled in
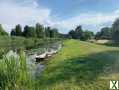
left=95, top=27, right=112, bottom=40
left=82, top=30, right=94, bottom=41
left=15, top=24, right=22, bottom=36
left=0, top=24, right=8, bottom=35
left=23, top=25, right=36, bottom=37
left=36, top=23, right=45, bottom=38
left=45, top=27, right=59, bottom=38
left=112, top=18, right=119, bottom=42
left=75, top=25, right=83, bottom=39
left=22, top=25, right=29, bottom=37
left=68, top=30, right=77, bottom=39
left=100, top=27, right=112, bottom=39
left=11, top=29, right=16, bottom=36
left=50, top=28, right=59, bottom=38
left=27, top=26, right=36, bottom=37
left=68, top=25, right=93, bottom=41
left=10, top=24, right=22, bottom=36
left=45, top=27, right=51, bottom=38
left=95, top=32, right=101, bottom=40
left=68, top=25, right=84, bottom=39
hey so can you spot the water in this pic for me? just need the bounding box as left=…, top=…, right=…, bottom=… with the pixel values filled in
left=26, top=42, right=62, bottom=76
left=26, top=54, right=44, bottom=77
left=5, top=42, right=62, bottom=77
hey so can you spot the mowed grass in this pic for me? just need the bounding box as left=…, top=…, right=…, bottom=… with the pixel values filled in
left=37, top=39, right=119, bottom=90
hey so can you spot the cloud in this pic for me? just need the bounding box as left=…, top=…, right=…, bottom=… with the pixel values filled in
left=0, top=0, right=51, bottom=32
left=0, top=0, right=119, bottom=34
left=53, top=11, right=119, bottom=33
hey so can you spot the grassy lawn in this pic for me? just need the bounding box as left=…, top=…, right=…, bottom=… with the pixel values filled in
left=37, top=39, right=119, bottom=90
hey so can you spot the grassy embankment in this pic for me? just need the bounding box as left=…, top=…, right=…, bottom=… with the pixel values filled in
left=0, top=36, right=61, bottom=90
left=37, top=39, right=119, bottom=90
left=0, top=39, right=119, bottom=90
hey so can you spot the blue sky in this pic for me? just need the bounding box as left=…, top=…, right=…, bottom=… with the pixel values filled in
left=38, top=0, right=119, bottom=18
left=0, top=0, right=119, bottom=33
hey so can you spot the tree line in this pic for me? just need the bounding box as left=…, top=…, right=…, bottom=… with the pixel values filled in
left=67, top=18, right=119, bottom=42
left=0, top=23, right=60, bottom=39
left=1, top=18, right=119, bottom=42
left=68, top=25, right=94, bottom=41
left=95, top=18, right=119, bottom=42
left=10, top=23, right=59, bottom=38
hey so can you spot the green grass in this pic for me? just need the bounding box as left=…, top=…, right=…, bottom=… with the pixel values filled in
left=0, top=36, right=61, bottom=90
left=0, top=39, right=119, bottom=90
left=37, top=39, right=119, bottom=90
left=0, top=51, right=36, bottom=90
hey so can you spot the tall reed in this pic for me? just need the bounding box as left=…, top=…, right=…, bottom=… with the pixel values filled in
left=0, top=51, right=35, bottom=90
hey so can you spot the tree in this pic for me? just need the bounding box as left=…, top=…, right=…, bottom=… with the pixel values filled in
left=100, top=27, right=112, bottom=39
left=75, top=25, right=83, bottom=39
left=68, top=30, right=76, bottom=39
left=68, top=25, right=84, bottom=39
left=22, top=25, right=29, bottom=37
left=11, top=29, right=16, bottom=36
left=50, top=28, right=59, bottom=38
left=45, top=27, right=51, bottom=38
left=95, top=27, right=112, bottom=40
left=23, top=25, right=36, bottom=37
left=68, top=26, right=94, bottom=40
left=0, top=24, right=8, bottom=35
left=95, top=32, right=101, bottom=40
left=45, top=27, right=59, bottom=38
left=68, top=25, right=93, bottom=40
left=27, top=26, right=36, bottom=37
left=36, top=23, right=45, bottom=38
left=112, top=18, right=119, bottom=42
left=82, top=30, right=94, bottom=41
left=15, top=24, right=22, bottom=36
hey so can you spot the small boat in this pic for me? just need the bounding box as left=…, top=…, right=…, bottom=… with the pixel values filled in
left=35, top=44, right=62, bottom=62
left=35, top=52, right=47, bottom=62
left=47, top=49, right=58, bottom=56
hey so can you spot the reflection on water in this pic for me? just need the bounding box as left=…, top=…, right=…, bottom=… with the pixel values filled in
left=27, top=42, right=62, bottom=77
left=6, top=42, right=62, bottom=77
left=26, top=54, right=44, bottom=77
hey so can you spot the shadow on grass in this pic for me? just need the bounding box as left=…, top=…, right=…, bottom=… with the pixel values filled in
left=37, top=50, right=119, bottom=87
left=104, top=43, right=119, bottom=47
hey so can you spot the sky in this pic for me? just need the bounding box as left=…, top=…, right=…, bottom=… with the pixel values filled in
left=1, top=0, right=119, bottom=33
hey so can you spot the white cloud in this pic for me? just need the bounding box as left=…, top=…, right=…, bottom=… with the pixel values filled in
left=0, top=0, right=119, bottom=33
left=0, top=0, right=51, bottom=32
left=53, top=11, right=119, bottom=33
